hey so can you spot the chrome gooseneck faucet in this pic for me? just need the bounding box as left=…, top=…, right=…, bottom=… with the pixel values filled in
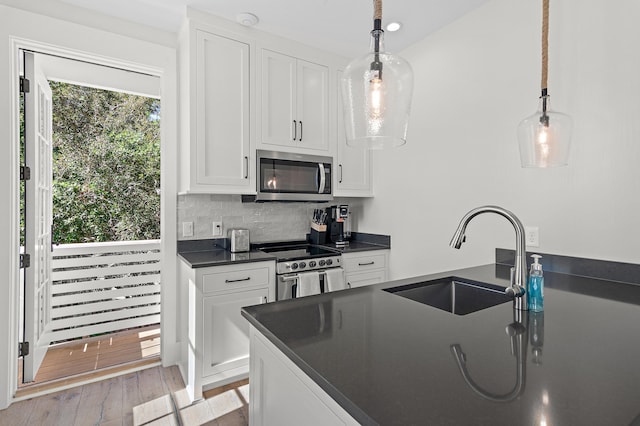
left=449, top=205, right=529, bottom=311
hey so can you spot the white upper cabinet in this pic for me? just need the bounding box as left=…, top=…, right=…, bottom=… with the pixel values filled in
left=259, top=49, right=329, bottom=153
left=335, top=70, right=373, bottom=197
left=178, top=9, right=375, bottom=195
left=179, top=23, right=255, bottom=194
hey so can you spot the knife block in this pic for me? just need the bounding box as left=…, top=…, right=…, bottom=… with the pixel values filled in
left=310, top=223, right=327, bottom=245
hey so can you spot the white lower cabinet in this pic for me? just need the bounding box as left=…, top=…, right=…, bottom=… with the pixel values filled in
left=342, top=250, right=389, bottom=289
left=184, top=261, right=275, bottom=401
left=249, top=327, right=359, bottom=426
left=202, top=289, right=268, bottom=378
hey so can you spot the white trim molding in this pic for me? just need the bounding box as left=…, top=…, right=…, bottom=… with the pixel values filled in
left=0, top=4, right=178, bottom=409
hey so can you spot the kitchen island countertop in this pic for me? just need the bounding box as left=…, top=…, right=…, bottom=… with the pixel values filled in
left=242, top=260, right=640, bottom=425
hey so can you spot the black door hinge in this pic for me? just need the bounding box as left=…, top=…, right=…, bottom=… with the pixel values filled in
left=19, top=342, right=29, bottom=357
left=20, top=253, right=31, bottom=268
left=20, top=77, right=30, bottom=93
left=20, top=166, right=31, bottom=181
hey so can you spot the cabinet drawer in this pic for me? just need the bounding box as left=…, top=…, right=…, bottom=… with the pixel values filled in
left=202, top=265, right=270, bottom=293
left=343, top=252, right=387, bottom=272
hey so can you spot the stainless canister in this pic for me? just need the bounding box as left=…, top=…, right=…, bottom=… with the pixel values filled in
left=229, top=229, right=250, bottom=253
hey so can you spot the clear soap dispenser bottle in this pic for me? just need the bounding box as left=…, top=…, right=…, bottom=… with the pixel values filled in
left=528, top=254, right=544, bottom=312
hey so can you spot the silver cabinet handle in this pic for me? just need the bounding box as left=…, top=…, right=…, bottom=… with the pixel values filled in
left=262, top=296, right=268, bottom=304
left=244, top=156, right=249, bottom=179
left=225, top=277, right=251, bottom=283
left=299, top=121, right=303, bottom=141
left=358, top=261, right=375, bottom=266
left=339, top=164, right=343, bottom=183
left=292, top=120, right=297, bottom=141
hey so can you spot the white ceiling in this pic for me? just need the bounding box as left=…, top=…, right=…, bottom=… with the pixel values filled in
left=58, top=0, right=490, bottom=58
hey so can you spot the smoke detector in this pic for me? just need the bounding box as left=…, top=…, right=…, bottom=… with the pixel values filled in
left=236, top=13, right=259, bottom=27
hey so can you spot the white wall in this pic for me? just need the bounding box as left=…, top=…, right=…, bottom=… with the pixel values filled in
left=360, top=0, right=640, bottom=280
left=0, top=2, right=178, bottom=409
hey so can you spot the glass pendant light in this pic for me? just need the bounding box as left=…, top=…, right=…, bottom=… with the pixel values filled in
left=341, top=0, right=414, bottom=149
left=518, top=0, right=572, bottom=168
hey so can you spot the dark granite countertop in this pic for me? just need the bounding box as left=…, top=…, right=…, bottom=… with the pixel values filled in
left=178, top=233, right=390, bottom=268
left=177, top=239, right=275, bottom=268
left=320, top=240, right=390, bottom=253
left=178, top=248, right=275, bottom=268
left=242, top=260, right=640, bottom=425
left=319, top=232, right=391, bottom=253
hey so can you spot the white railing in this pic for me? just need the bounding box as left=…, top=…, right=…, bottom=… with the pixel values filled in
left=50, top=240, right=161, bottom=343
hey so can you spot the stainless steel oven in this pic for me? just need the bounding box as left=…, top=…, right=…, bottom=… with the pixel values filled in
left=257, top=243, right=343, bottom=300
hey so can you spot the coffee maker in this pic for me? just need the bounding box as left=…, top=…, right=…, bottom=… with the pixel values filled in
left=325, top=205, right=351, bottom=245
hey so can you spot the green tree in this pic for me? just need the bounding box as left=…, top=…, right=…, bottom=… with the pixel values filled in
left=50, top=82, right=160, bottom=243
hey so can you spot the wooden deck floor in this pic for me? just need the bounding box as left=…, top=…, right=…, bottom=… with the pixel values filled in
left=1, top=366, right=249, bottom=426
left=18, top=325, right=161, bottom=390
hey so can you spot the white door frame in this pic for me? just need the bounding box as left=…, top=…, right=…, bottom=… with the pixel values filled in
left=4, top=34, right=178, bottom=407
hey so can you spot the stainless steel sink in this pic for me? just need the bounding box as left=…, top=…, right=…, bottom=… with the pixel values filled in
left=384, top=277, right=512, bottom=315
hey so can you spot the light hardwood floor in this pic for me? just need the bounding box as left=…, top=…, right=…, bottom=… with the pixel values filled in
left=1, top=366, right=250, bottom=426
left=18, top=325, right=161, bottom=389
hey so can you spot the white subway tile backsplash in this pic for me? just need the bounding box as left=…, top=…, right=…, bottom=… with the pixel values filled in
left=177, top=194, right=362, bottom=242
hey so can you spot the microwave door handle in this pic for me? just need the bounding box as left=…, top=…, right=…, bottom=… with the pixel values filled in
left=318, top=163, right=326, bottom=194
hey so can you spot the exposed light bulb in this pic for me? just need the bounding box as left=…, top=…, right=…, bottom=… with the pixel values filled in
left=369, top=74, right=383, bottom=120
left=537, top=125, right=549, bottom=145
left=535, top=123, right=551, bottom=165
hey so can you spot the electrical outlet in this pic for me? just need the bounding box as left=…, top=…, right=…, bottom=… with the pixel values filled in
left=525, top=226, right=539, bottom=247
left=212, top=221, right=223, bottom=237
left=182, top=222, right=193, bottom=238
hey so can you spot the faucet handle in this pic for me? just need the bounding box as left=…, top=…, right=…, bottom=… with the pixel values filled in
left=505, top=267, right=525, bottom=296
left=505, top=285, right=525, bottom=297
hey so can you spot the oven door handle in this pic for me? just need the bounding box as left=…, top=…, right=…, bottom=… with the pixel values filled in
left=318, top=163, right=326, bottom=194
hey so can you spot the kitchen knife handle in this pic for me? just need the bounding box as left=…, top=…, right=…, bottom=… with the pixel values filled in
left=292, top=120, right=297, bottom=141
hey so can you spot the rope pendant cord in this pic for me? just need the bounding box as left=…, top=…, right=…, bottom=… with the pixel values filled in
left=541, top=0, right=549, bottom=91
left=373, top=0, right=382, bottom=21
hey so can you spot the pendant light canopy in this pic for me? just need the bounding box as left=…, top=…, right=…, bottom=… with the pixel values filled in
left=518, top=0, right=572, bottom=168
left=341, top=0, right=414, bottom=149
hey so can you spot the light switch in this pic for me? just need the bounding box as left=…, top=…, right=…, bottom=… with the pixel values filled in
left=183, top=222, right=193, bottom=237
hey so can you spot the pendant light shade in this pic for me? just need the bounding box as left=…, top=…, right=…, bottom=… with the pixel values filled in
left=518, top=90, right=572, bottom=167
left=517, top=0, right=572, bottom=168
left=341, top=0, right=414, bottom=149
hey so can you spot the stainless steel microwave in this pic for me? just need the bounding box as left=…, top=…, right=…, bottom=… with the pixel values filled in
left=247, top=150, right=333, bottom=202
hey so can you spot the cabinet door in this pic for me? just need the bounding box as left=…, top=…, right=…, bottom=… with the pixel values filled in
left=261, top=50, right=296, bottom=147
left=335, top=71, right=372, bottom=195
left=196, top=30, right=251, bottom=189
left=297, top=59, right=329, bottom=151
left=250, top=331, right=357, bottom=425
left=202, top=288, right=268, bottom=378
left=346, top=270, right=387, bottom=288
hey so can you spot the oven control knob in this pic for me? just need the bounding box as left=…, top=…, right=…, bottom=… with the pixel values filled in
left=309, top=261, right=317, bottom=268
left=326, top=259, right=333, bottom=266
left=299, top=262, right=307, bottom=269
left=291, top=263, right=298, bottom=270
left=318, top=259, right=326, bottom=267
